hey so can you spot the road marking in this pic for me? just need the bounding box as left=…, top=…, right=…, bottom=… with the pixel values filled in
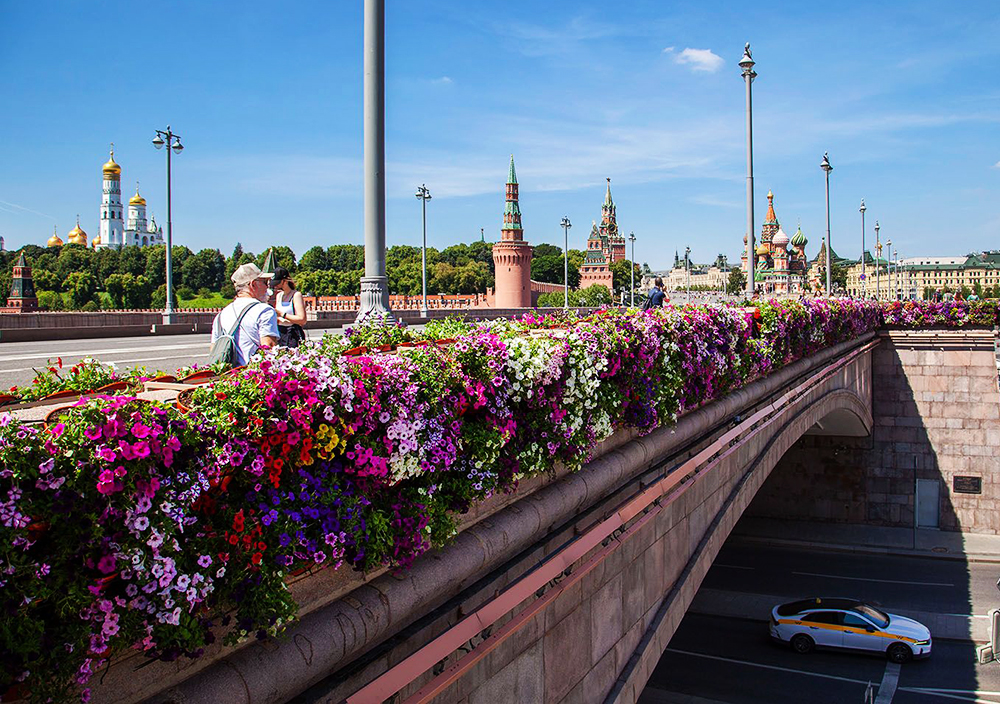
left=713, top=564, right=754, bottom=570
left=0, top=341, right=209, bottom=364
left=663, top=647, right=875, bottom=687
left=0, top=354, right=204, bottom=376
left=874, top=661, right=899, bottom=704
left=792, top=571, right=954, bottom=587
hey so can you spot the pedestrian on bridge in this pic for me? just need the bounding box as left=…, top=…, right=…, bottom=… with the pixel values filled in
left=270, top=266, right=307, bottom=348
left=210, top=263, right=280, bottom=366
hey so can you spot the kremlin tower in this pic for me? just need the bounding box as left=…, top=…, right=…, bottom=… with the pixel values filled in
left=6, top=252, right=38, bottom=311
left=491, top=155, right=533, bottom=308
left=99, top=146, right=125, bottom=248
left=579, top=178, right=625, bottom=290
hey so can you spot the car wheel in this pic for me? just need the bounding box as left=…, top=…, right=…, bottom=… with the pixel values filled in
left=887, top=642, right=912, bottom=664
left=790, top=634, right=814, bottom=654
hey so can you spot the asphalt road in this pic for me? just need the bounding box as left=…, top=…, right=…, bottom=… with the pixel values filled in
left=640, top=544, right=1000, bottom=703
left=642, top=614, right=999, bottom=704
left=705, top=542, right=995, bottom=618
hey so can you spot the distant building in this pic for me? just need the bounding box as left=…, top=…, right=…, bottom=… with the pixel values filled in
left=95, top=147, right=163, bottom=249
left=662, top=253, right=731, bottom=291
left=491, top=155, right=533, bottom=308
left=579, top=178, right=626, bottom=291
left=0, top=234, right=5, bottom=251
left=741, top=191, right=809, bottom=295
left=5, top=252, right=38, bottom=311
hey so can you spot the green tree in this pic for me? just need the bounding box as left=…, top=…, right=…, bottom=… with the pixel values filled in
left=726, top=267, right=746, bottom=295
left=64, top=271, right=98, bottom=310
left=150, top=283, right=178, bottom=310
left=54, top=246, right=92, bottom=282
left=123, top=274, right=153, bottom=309
left=327, top=244, right=364, bottom=272
left=32, top=268, right=60, bottom=293
left=119, top=245, right=147, bottom=277
left=610, top=259, right=640, bottom=295
left=257, top=245, right=297, bottom=273
left=226, top=243, right=244, bottom=277
left=299, top=246, right=330, bottom=272
left=533, top=243, right=562, bottom=258
left=36, top=290, right=64, bottom=310
left=831, top=262, right=848, bottom=292
left=182, top=248, right=225, bottom=291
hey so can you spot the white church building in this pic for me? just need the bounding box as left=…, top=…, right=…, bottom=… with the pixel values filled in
left=95, top=146, right=163, bottom=249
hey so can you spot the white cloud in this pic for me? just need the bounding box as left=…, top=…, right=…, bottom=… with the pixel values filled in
left=993, top=160, right=1000, bottom=169
left=673, top=48, right=724, bottom=73
left=662, top=46, right=675, bottom=54
left=431, top=76, right=453, bottom=86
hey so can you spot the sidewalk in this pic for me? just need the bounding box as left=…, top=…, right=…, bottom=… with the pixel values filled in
left=686, top=516, right=1000, bottom=643
left=732, top=516, right=1000, bottom=564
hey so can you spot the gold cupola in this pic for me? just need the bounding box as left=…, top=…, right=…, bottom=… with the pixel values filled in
left=67, top=216, right=88, bottom=246
left=47, top=225, right=64, bottom=248
left=102, top=145, right=121, bottom=180
left=92, top=233, right=102, bottom=248
left=129, top=183, right=146, bottom=206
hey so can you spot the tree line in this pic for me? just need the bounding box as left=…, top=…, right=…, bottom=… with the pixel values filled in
left=1, top=240, right=641, bottom=310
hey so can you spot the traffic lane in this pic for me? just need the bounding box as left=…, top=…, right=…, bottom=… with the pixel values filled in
left=0, top=335, right=213, bottom=389
left=641, top=613, right=889, bottom=704
left=704, top=542, right=982, bottom=617
left=895, top=639, right=1000, bottom=703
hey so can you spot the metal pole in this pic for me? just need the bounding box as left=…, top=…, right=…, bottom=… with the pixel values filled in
left=417, top=184, right=429, bottom=316
left=357, top=0, right=394, bottom=323
left=740, top=44, right=756, bottom=298
left=821, top=153, right=832, bottom=296
left=686, top=247, right=691, bottom=304
left=875, top=221, right=881, bottom=300
left=860, top=199, right=866, bottom=298
left=629, top=232, right=635, bottom=307
left=165, top=135, right=174, bottom=323
left=560, top=216, right=571, bottom=309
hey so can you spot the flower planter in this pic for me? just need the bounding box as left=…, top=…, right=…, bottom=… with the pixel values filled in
left=96, top=381, right=129, bottom=393
left=176, top=388, right=197, bottom=413
left=179, top=370, right=217, bottom=385
left=43, top=405, right=71, bottom=426
left=151, top=374, right=177, bottom=383
left=223, top=366, right=246, bottom=377
left=341, top=346, right=366, bottom=357
left=0, top=393, right=17, bottom=408
left=41, top=389, right=83, bottom=401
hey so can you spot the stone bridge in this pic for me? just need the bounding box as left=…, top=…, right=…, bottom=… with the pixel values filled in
left=119, top=332, right=879, bottom=704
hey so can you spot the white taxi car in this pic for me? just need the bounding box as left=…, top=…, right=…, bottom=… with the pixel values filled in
left=769, top=598, right=931, bottom=663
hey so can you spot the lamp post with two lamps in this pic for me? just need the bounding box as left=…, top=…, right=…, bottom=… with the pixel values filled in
left=560, top=216, right=571, bottom=309
left=875, top=221, right=881, bottom=300
left=820, top=152, right=833, bottom=297
left=859, top=199, right=866, bottom=298
left=739, top=43, right=757, bottom=298
left=152, top=126, right=184, bottom=325
left=628, top=231, right=636, bottom=307
left=415, top=184, right=431, bottom=317
left=685, top=246, right=691, bottom=304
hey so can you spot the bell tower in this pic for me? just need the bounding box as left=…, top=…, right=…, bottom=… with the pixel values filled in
left=491, top=155, right=533, bottom=308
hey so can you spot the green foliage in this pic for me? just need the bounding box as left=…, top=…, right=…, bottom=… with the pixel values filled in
left=64, top=271, right=98, bottom=309
left=831, top=262, right=849, bottom=291
left=610, top=259, right=639, bottom=294
left=533, top=243, right=562, bottom=258
left=726, top=267, right=746, bottom=295
left=179, top=292, right=229, bottom=308
left=151, top=283, right=179, bottom=309
left=35, top=290, right=64, bottom=311
left=257, top=245, right=297, bottom=273
left=298, top=245, right=330, bottom=272
left=536, top=284, right=612, bottom=307
left=531, top=253, right=581, bottom=289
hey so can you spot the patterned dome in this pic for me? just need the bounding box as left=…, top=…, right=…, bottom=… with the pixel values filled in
left=772, top=227, right=789, bottom=248
left=791, top=226, right=807, bottom=247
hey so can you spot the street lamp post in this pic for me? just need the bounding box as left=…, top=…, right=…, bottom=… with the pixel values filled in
left=152, top=126, right=184, bottom=325
left=560, top=216, right=571, bottom=309
left=859, top=199, right=866, bottom=298
left=820, top=152, right=833, bottom=296
left=874, top=221, right=881, bottom=300
left=358, top=0, right=394, bottom=323
left=685, top=246, right=691, bottom=305
left=415, top=184, right=431, bottom=316
left=886, top=239, right=893, bottom=301
left=628, top=231, right=636, bottom=307
left=739, top=43, right=757, bottom=298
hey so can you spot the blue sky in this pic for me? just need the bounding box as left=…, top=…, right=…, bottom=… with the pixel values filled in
left=1, top=1, right=998, bottom=270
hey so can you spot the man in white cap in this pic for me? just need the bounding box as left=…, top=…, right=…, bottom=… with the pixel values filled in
left=210, top=263, right=280, bottom=365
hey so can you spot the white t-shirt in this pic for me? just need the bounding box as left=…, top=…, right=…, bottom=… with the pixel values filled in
left=211, top=298, right=280, bottom=365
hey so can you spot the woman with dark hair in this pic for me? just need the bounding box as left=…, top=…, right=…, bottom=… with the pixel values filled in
left=270, top=266, right=307, bottom=347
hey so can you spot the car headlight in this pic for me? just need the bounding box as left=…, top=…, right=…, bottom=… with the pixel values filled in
left=914, top=639, right=930, bottom=646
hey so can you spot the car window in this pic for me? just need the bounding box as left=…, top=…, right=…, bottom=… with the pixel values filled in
left=843, top=613, right=874, bottom=629
left=802, top=611, right=843, bottom=625
left=854, top=604, right=890, bottom=628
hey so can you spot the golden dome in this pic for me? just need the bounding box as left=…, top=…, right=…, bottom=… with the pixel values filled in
left=92, top=234, right=101, bottom=248
left=129, top=185, right=146, bottom=206
left=67, top=217, right=88, bottom=246
left=103, top=145, right=121, bottom=179
left=47, top=226, right=63, bottom=248
left=756, top=243, right=769, bottom=256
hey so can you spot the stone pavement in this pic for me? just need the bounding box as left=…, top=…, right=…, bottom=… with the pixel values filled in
left=687, top=517, right=1000, bottom=644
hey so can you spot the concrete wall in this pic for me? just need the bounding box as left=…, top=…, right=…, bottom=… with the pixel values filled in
left=748, top=329, right=1000, bottom=533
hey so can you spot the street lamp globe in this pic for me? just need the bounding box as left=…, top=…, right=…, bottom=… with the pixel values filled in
left=820, top=152, right=832, bottom=173
left=739, top=43, right=756, bottom=77
left=859, top=199, right=866, bottom=215
left=152, top=134, right=164, bottom=149
left=172, top=141, right=184, bottom=154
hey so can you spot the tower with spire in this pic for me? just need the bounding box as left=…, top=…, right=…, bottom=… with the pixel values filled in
left=579, top=178, right=626, bottom=291
left=6, top=252, right=38, bottom=311
left=99, top=145, right=125, bottom=248
left=741, top=190, right=809, bottom=295
left=491, top=155, right=533, bottom=308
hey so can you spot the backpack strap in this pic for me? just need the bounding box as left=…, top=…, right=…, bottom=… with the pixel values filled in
left=227, top=301, right=262, bottom=339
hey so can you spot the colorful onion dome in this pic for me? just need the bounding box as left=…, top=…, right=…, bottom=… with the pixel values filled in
left=772, top=227, right=789, bottom=248
left=791, top=226, right=807, bottom=247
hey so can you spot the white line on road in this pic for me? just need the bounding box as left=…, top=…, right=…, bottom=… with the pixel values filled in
left=0, top=354, right=202, bottom=375
left=792, top=571, right=954, bottom=587
left=663, top=647, right=875, bottom=687
left=0, top=342, right=209, bottom=364
left=874, top=661, right=899, bottom=704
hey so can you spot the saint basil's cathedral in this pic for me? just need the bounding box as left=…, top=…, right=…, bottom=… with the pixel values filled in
left=46, top=147, right=164, bottom=249
left=741, top=191, right=809, bottom=294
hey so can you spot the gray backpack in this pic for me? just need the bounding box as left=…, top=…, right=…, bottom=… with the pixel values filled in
left=208, top=302, right=262, bottom=367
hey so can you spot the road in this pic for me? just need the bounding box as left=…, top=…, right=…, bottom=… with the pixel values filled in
left=640, top=543, right=1000, bottom=703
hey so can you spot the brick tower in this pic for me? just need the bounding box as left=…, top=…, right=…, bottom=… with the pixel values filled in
left=492, top=155, right=533, bottom=308
left=6, top=252, right=38, bottom=311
